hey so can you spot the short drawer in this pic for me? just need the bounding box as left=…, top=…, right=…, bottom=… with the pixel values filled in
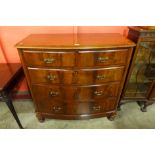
left=68, top=98, right=117, bottom=115
left=37, top=100, right=66, bottom=114
left=77, top=67, right=124, bottom=84
left=28, top=67, right=124, bottom=85
left=78, top=49, right=128, bottom=67
left=23, top=51, right=75, bottom=67
left=89, top=98, right=117, bottom=114
left=31, top=82, right=120, bottom=102
left=28, top=68, right=61, bottom=84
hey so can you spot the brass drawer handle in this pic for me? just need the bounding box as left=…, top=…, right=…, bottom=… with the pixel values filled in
left=43, top=58, right=56, bottom=64
left=96, top=57, right=110, bottom=62
left=94, top=90, right=103, bottom=96
left=73, top=71, right=78, bottom=76
left=50, top=91, right=59, bottom=97
left=47, top=75, right=56, bottom=81
left=96, top=75, right=105, bottom=80
left=92, top=105, right=101, bottom=111
left=53, top=106, right=62, bottom=112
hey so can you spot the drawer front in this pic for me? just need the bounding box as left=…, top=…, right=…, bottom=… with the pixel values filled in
left=67, top=99, right=117, bottom=115
left=28, top=67, right=124, bottom=85
left=77, top=67, right=124, bottom=84
left=35, top=97, right=117, bottom=115
left=38, top=100, right=66, bottom=114
left=74, top=83, right=119, bottom=100
left=28, top=68, right=61, bottom=84
left=32, top=85, right=75, bottom=101
left=78, top=49, right=128, bottom=67
left=23, top=51, right=75, bottom=67
left=88, top=98, right=117, bottom=114
left=31, top=83, right=120, bottom=102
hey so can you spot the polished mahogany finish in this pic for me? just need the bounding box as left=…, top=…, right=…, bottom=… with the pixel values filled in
left=16, top=33, right=135, bottom=121
left=0, top=63, right=23, bottom=128
left=22, top=49, right=128, bottom=67
left=121, top=26, right=155, bottom=112
left=16, top=33, right=135, bottom=49
left=31, top=83, right=120, bottom=102
left=28, top=67, right=124, bottom=85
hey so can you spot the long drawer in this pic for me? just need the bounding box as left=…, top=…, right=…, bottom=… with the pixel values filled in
left=35, top=97, right=117, bottom=115
left=28, top=67, right=125, bottom=85
left=31, top=82, right=120, bottom=102
left=23, top=49, right=128, bottom=67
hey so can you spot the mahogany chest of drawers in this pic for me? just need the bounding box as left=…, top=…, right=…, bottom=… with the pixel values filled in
left=16, top=33, right=135, bottom=122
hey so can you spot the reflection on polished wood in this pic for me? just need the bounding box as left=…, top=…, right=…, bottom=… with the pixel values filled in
left=16, top=33, right=135, bottom=49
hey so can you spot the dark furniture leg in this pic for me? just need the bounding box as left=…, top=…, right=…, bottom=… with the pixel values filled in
left=137, top=101, right=147, bottom=112
left=137, top=101, right=154, bottom=112
left=2, top=92, right=23, bottom=129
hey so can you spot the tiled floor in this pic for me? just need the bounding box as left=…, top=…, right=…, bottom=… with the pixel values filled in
left=0, top=100, right=155, bottom=129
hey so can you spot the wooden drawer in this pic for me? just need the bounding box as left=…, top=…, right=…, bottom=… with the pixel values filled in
left=23, top=51, right=75, bottom=67
left=23, top=49, right=128, bottom=68
left=31, top=82, right=120, bottom=102
left=89, top=98, right=117, bottom=114
left=78, top=49, right=128, bottom=67
left=35, top=97, right=117, bottom=115
left=28, top=67, right=124, bottom=85
left=37, top=100, right=66, bottom=114
left=76, top=67, right=124, bottom=84
left=69, top=98, right=117, bottom=115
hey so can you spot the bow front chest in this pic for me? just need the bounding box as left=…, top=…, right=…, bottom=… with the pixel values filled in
left=16, top=33, right=135, bottom=122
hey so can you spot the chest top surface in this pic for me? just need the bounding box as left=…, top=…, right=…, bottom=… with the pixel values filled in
left=16, top=33, right=135, bottom=50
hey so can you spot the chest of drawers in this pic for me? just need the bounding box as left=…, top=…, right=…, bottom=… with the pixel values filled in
left=16, top=33, right=135, bottom=121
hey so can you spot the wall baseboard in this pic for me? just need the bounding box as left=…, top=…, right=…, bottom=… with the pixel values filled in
left=12, top=91, right=32, bottom=100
